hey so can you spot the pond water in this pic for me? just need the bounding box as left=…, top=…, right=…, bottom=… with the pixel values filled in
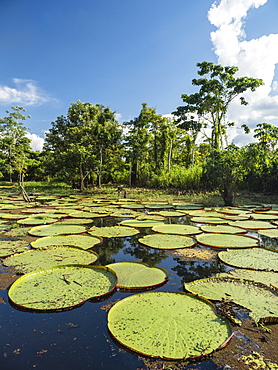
left=0, top=212, right=277, bottom=370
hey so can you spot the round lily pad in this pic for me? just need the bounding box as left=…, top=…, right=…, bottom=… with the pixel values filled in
left=1, top=214, right=28, bottom=220
left=8, top=265, right=117, bottom=311
left=28, top=224, right=87, bottom=237
left=149, top=210, right=186, bottom=217
left=200, top=225, right=247, bottom=234
left=196, top=233, right=259, bottom=249
left=218, top=247, right=278, bottom=271
left=139, top=233, right=196, bottom=250
left=191, top=217, right=228, bottom=224
left=151, top=224, right=201, bottom=236
left=108, top=291, right=232, bottom=359
left=217, top=269, right=278, bottom=289
left=88, top=225, right=139, bottom=238
left=17, top=216, right=59, bottom=226
left=30, top=234, right=103, bottom=250
left=2, top=246, right=99, bottom=274
left=106, top=262, right=168, bottom=289
left=119, top=219, right=165, bottom=228
left=184, top=277, right=278, bottom=324
left=68, top=211, right=109, bottom=218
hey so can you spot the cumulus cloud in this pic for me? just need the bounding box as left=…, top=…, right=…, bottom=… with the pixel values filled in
left=26, top=133, right=44, bottom=152
left=208, top=0, right=278, bottom=145
left=0, top=78, right=54, bottom=106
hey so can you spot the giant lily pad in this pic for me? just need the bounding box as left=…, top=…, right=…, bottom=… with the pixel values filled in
left=0, top=240, right=29, bottom=258
left=184, top=277, right=278, bottom=324
left=108, top=291, right=232, bottom=359
left=8, top=265, right=117, bottom=311
left=148, top=210, right=186, bottom=217
left=28, top=224, right=87, bottom=237
left=17, top=216, right=59, bottom=226
left=2, top=246, right=98, bottom=274
left=106, top=262, right=168, bottom=290
left=88, top=225, right=139, bottom=238
left=218, top=247, right=278, bottom=271
left=119, top=219, right=165, bottom=228
left=200, top=225, right=247, bottom=234
left=30, top=234, right=103, bottom=250
left=68, top=211, right=109, bottom=218
left=151, top=224, right=201, bottom=236
left=217, top=269, right=278, bottom=289
left=228, top=220, right=276, bottom=230
left=196, top=233, right=259, bottom=249
left=258, top=228, right=278, bottom=238
left=139, top=233, right=196, bottom=250
left=190, top=217, right=228, bottom=224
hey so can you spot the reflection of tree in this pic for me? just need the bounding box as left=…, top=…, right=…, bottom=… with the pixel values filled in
left=93, top=237, right=126, bottom=265
left=123, top=235, right=167, bottom=266
left=172, top=259, right=226, bottom=283
left=259, top=235, right=278, bottom=250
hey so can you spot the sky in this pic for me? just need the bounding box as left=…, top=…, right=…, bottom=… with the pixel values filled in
left=0, top=0, right=278, bottom=151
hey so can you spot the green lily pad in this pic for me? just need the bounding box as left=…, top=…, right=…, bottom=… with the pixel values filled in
left=218, top=248, right=278, bottom=271
left=135, top=214, right=165, bottom=221
left=217, top=269, right=278, bottom=289
left=200, top=225, right=247, bottom=234
left=17, top=216, right=59, bottom=225
left=191, top=217, right=228, bottom=224
left=88, top=225, right=139, bottom=238
left=28, top=224, right=87, bottom=237
left=106, top=262, right=168, bottom=290
left=151, top=224, right=201, bottom=236
left=0, top=240, right=29, bottom=258
left=108, top=291, right=232, bottom=360
left=148, top=210, right=186, bottom=217
left=30, top=234, right=103, bottom=250
left=184, top=277, right=278, bottom=324
left=139, top=233, right=196, bottom=250
left=258, top=229, right=278, bottom=238
left=2, top=246, right=99, bottom=274
left=196, top=233, right=259, bottom=249
left=68, top=211, right=109, bottom=218
left=119, top=219, right=165, bottom=228
left=228, top=220, right=276, bottom=230
left=1, top=214, right=28, bottom=220
left=8, top=265, right=117, bottom=311
left=144, top=203, right=173, bottom=209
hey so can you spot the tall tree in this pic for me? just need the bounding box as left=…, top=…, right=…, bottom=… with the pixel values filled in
left=173, top=61, right=264, bottom=150
left=43, top=101, right=123, bottom=190
left=0, top=106, right=31, bottom=184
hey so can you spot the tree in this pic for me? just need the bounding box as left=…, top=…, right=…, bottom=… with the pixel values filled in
left=0, top=106, right=31, bottom=184
left=173, top=61, right=264, bottom=150
left=253, top=123, right=278, bottom=150
left=43, top=101, right=123, bottom=190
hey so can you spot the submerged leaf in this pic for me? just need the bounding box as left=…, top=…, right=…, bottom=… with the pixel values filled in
left=108, top=291, right=232, bottom=359
left=0, top=240, right=29, bottom=258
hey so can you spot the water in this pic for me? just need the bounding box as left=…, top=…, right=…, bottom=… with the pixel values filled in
left=0, top=214, right=274, bottom=370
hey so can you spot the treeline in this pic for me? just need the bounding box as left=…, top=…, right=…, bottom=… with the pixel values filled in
left=0, top=62, right=277, bottom=205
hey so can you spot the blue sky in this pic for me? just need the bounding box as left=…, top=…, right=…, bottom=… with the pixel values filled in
left=0, top=0, right=278, bottom=150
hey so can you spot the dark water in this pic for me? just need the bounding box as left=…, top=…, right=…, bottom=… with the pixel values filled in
left=0, top=215, right=275, bottom=370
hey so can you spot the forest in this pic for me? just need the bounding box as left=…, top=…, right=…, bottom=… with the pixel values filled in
left=0, top=62, right=277, bottom=206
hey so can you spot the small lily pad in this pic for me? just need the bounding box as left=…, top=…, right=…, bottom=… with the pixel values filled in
left=106, top=262, right=168, bottom=290
left=0, top=240, right=29, bottom=258
left=139, top=233, right=196, bottom=250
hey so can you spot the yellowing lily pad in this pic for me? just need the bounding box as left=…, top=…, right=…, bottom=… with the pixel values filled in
left=106, top=262, right=168, bottom=290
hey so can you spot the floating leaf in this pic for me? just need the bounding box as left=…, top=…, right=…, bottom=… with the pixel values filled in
left=2, top=246, right=98, bottom=273
left=30, top=234, right=102, bottom=250
left=152, top=224, right=201, bottom=236
left=148, top=210, right=186, bottom=217
left=190, top=217, right=228, bottom=224
left=108, top=291, right=232, bottom=359
left=184, top=277, right=278, bottom=324
left=166, top=248, right=218, bottom=261
left=68, top=211, right=109, bottom=218
left=217, top=269, right=278, bottom=289
left=0, top=240, right=29, bottom=257
left=139, top=233, right=196, bottom=250
left=200, top=225, right=247, bottom=234
left=88, top=225, right=139, bottom=238
left=106, top=262, right=168, bottom=290
left=258, top=229, right=278, bottom=238
left=144, top=203, right=173, bottom=209
left=196, top=233, right=259, bottom=249
left=8, top=265, right=117, bottom=311
left=218, top=248, right=278, bottom=271
left=17, top=216, right=59, bottom=225
left=119, top=219, right=165, bottom=228
left=28, top=224, right=87, bottom=237
left=228, top=220, right=276, bottom=230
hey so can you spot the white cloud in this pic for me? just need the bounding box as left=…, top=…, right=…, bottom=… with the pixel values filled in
left=208, top=0, right=278, bottom=144
left=26, top=133, right=44, bottom=152
left=0, top=78, right=55, bottom=106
